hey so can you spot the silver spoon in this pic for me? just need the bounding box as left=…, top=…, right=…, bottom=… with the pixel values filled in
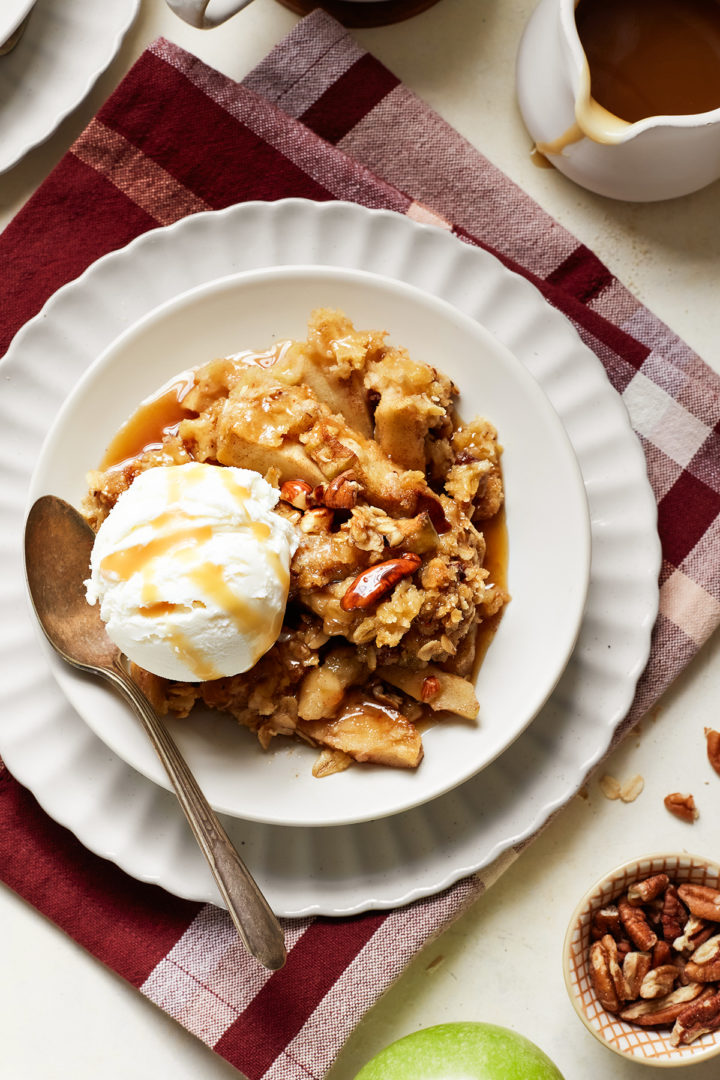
left=24, top=494, right=286, bottom=971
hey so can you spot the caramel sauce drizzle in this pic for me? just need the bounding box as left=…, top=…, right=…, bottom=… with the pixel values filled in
left=101, top=369, right=197, bottom=470
left=100, top=521, right=214, bottom=581
left=163, top=627, right=223, bottom=683
left=189, top=562, right=283, bottom=645
left=472, top=504, right=509, bottom=676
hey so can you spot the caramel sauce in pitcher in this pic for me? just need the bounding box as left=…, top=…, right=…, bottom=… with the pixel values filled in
left=575, top=0, right=720, bottom=122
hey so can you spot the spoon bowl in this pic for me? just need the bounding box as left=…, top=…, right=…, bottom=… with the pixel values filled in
left=25, top=496, right=116, bottom=670
left=24, top=494, right=286, bottom=971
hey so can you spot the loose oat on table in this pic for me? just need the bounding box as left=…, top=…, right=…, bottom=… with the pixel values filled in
left=598, top=773, right=644, bottom=802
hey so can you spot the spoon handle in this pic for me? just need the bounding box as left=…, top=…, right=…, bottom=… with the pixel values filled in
left=109, top=659, right=286, bottom=971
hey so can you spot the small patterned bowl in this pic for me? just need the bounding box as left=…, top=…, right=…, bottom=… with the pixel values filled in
left=563, top=853, right=720, bottom=1067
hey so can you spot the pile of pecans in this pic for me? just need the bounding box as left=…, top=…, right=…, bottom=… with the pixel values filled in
left=588, top=873, right=720, bottom=1046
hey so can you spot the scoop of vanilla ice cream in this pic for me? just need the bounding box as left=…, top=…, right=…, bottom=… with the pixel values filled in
left=85, top=462, right=299, bottom=682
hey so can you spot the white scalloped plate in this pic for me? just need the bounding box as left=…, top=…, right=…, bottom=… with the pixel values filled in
left=0, top=0, right=139, bottom=174
left=0, top=200, right=660, bottom=916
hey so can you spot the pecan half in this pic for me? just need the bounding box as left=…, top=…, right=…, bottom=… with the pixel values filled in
left=628, top=873, right=670, bottom=906
left=420, top=676, right=440, bottom=702
left=619, top=982, right=705, bottom=1025
left=340, top=553, right=422, bottom=612
left=674, top=915, right=715, bottom=956
left=690, top=932, right=720, bottom=964
left=705, top=728, right=720, bottom=777
left=685, top=962, right=720, bottom=983
left=591, top=904, right=622, bottom=940
left=589, top=939, right=623, bottom=1013
left=280, top=479, right=314, bottom=510
left=671, top=989, right=720, bottom=1046
left=662, top=885, right=688, bottom=943
left=619, top=897, right=658, bottom=951
left=677, top=884, right=720, bottom=923
left=685, top=933, right=720, bottom=982
left=664, top=792, right=698, bottom=823
left=317, top=470, right=360, bottom=510
left=652, top=940, right=673, bottom=967
left=640, top=964, right=678, bottom=999
left=603, top=934, right=629, bottom=1002
left=623, top=951, right=652, bottom=999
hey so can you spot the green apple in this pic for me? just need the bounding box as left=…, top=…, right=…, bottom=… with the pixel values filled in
left=353, top=1022, right=564, bottom=1080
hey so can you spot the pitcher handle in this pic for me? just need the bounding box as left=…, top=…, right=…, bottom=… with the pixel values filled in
left=165, top=0, right=258, bottom=28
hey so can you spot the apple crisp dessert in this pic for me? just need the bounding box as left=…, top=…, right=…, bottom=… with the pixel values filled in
left=83, top=309, right=510, bottom=776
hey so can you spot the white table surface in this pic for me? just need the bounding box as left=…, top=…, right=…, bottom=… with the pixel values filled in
left=2, top=1, right=719, bottom=1078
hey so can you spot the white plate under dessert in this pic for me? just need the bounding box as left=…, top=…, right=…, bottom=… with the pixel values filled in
left=0, top=200, right=660, bottom=915
left=0, top=0, right=139, bottom=174
left=29, top=265, right=591, bottom=827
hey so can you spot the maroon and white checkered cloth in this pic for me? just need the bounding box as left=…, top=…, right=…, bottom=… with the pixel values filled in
left=1, top=12, right=719, bottom=1079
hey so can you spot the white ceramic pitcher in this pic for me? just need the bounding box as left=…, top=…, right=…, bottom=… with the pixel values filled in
left=516, top=0, right=720, bottom=201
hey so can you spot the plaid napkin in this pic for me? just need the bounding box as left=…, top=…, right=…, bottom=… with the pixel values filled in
left=2, top=12, right=720, bottom=1080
